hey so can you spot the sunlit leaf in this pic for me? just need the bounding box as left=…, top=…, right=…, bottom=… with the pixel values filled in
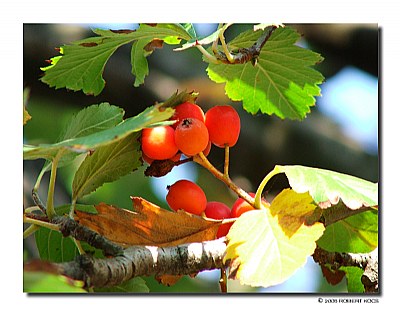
left=41, top=24, right=191, bottom=95
left=224, top=192, right=325, bottom=288
left=317, top=210, right=378, bottom=253
left=207, top=26, right=324, bottom=120
left=264, top=165, right=378, bottom=210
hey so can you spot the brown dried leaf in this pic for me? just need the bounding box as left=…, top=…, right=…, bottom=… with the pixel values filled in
left=320, top=265, right=345, bottom=286
left=75, top=197, right=221, bottom=247
left=144, top=39, right=164, bottom=52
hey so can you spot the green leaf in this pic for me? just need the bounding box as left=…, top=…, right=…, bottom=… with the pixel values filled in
left=95, top=277, right=149, bottom=293
left=224, top=191, right=325, bottom=288
left=72, top=132, right=141, bottom=200
left=180, top=23, right=197, bottom=39
left=23, top=103, right=173, bottom=161
left=259, top=165, right=378, bottom=210
left=35, top=227, right=78, bottom=263
left=131, top=39, right=152, bottom=87
left=341, top=266, right=365, bottom=293
left=24, top=271, right=86, bottom=293
left=317, top=210, right=378, bottom=253
left=207, top=26, right=324, bottom=120
left=41, top=24, right=191, bottom=95
left=35, top=204, right=97, bottom=262
left=23, top=103, right=124, bottom=163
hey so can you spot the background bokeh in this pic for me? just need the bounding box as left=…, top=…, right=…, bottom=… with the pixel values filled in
left=23, top=23, right=379, bottom=293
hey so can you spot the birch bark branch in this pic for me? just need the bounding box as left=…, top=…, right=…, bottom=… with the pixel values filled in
left=55, top=238, right=227, bottom=288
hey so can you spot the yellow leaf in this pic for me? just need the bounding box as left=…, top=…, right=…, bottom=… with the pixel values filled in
left=224, top=190, right=325, bottom=288
left=269, top=188, right=322, bottom=237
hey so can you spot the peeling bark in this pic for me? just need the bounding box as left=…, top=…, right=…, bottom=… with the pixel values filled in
left=55, top=238, right=227, bottom=288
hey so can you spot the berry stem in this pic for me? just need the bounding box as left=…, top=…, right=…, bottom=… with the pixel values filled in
left=194, top=152, right=255, bottom=207
left=223, top=145, right=230, bottom=179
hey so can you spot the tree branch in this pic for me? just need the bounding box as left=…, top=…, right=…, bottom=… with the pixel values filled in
left=312, top=246, right=379, bottom=293
left=55, top=237, right=227, bottom=289
left=52, top=215, right=125, bottom=257
left=213, top=26, right=277, bottom=65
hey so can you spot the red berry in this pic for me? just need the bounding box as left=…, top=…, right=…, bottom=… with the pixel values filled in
left=204, top=201, right=233, bottom=238
left=204, top=201, right=231, bottom=220
left=205, top=105, right=240, bottom=148
left=171, top=102, right=205, bottom=128
left=174, top=118, right=209, bottom=156
left=202, top=141, right=212, bottom=156
left=141, top=126, right=178, bottom=160
left=166, top=180, right=207, bottom=215
left=216, top=222, right=234, bottom=238
left=231, top=193, right=269, bottom=218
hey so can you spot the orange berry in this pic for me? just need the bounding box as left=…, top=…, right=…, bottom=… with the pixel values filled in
left=205, top=105, right=240, bottom=148
left=166, top=179, right=207, bottom=215
left=141, top=126, right=178, bottom=160
left=171, top=102, right=205, bottom=128
left=174, top=118, right=209, bottom=156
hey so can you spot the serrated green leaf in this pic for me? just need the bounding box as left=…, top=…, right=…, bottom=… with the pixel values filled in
left=95, top=277, right=149, bottom=293
left=207, top=27, right=324, bottom=120
left=23, top=103, right=124, bottom=167
left=224, top=192, right=325, bottom=288
left=41, top=24, right=191, bottom=95
left=272, top=165, right=378, bottom=210
left=23, top=103, right=173, bottom=161
left=317, top=210, right=378, bottom=253
left=131, top=39, right=152, bottom=87
left=72, top=133, right=141, bottom=200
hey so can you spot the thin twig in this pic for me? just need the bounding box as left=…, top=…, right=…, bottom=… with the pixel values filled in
left=213, top=25, right=277, bottom=65
left=193, top=152, right=255, bottom=207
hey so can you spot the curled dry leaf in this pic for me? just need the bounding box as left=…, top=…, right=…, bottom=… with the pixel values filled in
left=75, top=197, right=221, bottom=247
left=75, top=197, right=221, bottom=286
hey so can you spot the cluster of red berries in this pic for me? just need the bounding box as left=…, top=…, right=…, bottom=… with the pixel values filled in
left=141, top=101, right=241, bottom=164
left=166, top=181, right=268, bottom=238
left=141, top=101, right=248, bottom=239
